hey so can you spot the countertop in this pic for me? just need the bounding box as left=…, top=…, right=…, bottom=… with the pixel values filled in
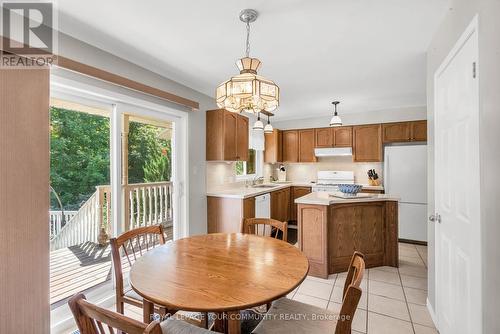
left=294, top=192, right=399, bottom=205
left=206, top=182, right=384, bottom=199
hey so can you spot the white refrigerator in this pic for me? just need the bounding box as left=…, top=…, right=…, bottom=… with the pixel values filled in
left=384, top=145, right=427, bottom=242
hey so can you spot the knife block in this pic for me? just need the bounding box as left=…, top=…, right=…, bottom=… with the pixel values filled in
left=368, top=179, right=381, bottom=186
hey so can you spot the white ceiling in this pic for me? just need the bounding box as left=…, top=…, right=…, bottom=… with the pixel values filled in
left=57, top=0, right=450, bottom=121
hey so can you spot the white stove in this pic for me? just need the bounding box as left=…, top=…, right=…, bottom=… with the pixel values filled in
left=312, top=171, right=355, bottom=192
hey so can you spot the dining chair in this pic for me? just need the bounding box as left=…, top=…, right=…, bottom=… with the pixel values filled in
left=68, top=292, right=212, bottom=334
left=110, top=225, right=167, bottom=317
left=242, top=218, right=288, bottom=242
left=110, top=225, right=209, bottom=328
left=252, top=251, right=366, bottom=334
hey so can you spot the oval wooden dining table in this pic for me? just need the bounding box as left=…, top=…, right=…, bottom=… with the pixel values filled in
left=129, top=233, right=309, bottom=334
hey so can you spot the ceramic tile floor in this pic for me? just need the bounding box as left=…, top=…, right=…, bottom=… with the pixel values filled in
left=287, top=242, right=436, bottom=334
left=59, top=242, right=434, bottom=334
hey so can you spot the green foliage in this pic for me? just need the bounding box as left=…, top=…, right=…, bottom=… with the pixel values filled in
left=50, top=107, right=171, bottom=210
left=128, top=122, right=171, bottom=184
left=50, top=107, right=110, bottom=210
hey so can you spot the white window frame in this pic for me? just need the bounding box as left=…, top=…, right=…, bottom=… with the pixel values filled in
left=50, top=70, right=189, bottom=240
left=235, top=150, right=263, bottom=181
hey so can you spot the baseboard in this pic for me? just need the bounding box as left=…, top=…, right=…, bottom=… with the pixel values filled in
left=399, top=238, right=427, bottom=246
left=426, top=298, right=438, bottom=330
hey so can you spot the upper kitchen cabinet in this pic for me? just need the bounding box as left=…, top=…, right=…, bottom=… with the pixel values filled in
left=382, top=120, right=427, bottom=143
left=315, top=128, right=333, bottom=148
left=282, top=130, right=299, bottom=162
left=353, top=124, right=382, bottom=162
left=298, top=129, right=316, bottom=162
left=333, top=126, right=353, bottom=147
left=411, top=120, right=427, bottom=141
left=315, top=127, right=352, bottom=148
left=264, top=129, right=282, bottom=163
left=206, top=109, right=249, bottom=161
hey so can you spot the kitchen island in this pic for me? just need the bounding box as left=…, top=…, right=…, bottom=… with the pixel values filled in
left=295, top=192, right=399, bottom=278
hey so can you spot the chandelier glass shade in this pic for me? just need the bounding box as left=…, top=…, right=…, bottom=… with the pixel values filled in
left=216, top=9, right=280, bottom=114
left=216, top=57, right=280, bottom=114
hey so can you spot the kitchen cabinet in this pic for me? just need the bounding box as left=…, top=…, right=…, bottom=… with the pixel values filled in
left=207, top=196, right=254, bottom=233
left=298, top=129, right=316, bottom=162
left=382, top=120, right=427, bottom=143
left=264, top=129, right=282, bottom=163
left=315, top=128, right=333, bottom=148
left=271, top=188, right=291, bottom=222
left=290, top=186, right=312, bottom=221
left=411, top=120, right=427, bottom=141
left=206, top=109, right=249, bottom=161
left=382, top=122, right=411, bottom=143
left=282, top=130, right=299, bottom=162
left=353, top=124, right=382, bottom=162
left=314, top=127, right=352, bottom=148
left=333, top=126, right=353, bottom=147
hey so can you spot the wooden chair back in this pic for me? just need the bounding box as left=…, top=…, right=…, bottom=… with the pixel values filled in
left=68, top=293, right=162, bottom=334
left=335, top=251, right=365, bottom=334
left=342, top=251, right=365, bottom=299
left=110, top=225, right=166, bottom=299
left=241, top=218, right=288, bottom=242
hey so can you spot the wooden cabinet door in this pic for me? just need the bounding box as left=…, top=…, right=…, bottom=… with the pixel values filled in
left=290, top=186, right=312, bottom=221
left=236, top=115, right=249, bottom=160
left=298, top=129, right=316, bottom=162
left=223, top=112, right=238, bottom=160
left=282, top=130, right=298, bottom=162
left=382, top=122, right=411, bottom=143
left=270, top=188, right=291, bottom=222
left=315, top=128, right=332, bottom=148
left=333, top=126, right=353, bottom=147
left=353, top=124, right=382, bottom=162
left=411, top=120, right=427, bottom=141
left=264, top=129, right=282, bottom=163
left=206, top=109, right=224, bottom=160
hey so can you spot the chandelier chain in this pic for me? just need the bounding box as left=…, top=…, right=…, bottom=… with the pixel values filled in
left=245, top=21, right=251, bottom=57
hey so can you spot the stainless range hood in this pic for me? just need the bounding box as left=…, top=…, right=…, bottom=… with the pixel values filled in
left=314, top=147, right=353, bottom=157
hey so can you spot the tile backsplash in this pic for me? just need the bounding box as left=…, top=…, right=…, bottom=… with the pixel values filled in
left=207, top=157, right=383, bottom=189
left=264, top=156, right=383, bottom=185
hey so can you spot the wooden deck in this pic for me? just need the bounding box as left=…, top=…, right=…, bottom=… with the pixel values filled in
left=50, top=226, right=173, bottom=306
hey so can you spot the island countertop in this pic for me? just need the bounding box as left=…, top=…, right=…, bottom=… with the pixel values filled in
left=294, top=192, right=399, bottom=205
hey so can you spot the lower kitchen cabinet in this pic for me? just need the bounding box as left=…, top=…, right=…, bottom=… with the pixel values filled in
left=207, top=196, right=255, bottom=233
left=290, top=186, right=312, bottom=221
left=270, top=188, right=291, bottom=222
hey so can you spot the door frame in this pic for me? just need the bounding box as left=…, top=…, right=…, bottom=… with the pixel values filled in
left=433, top=14, right=481, bottom=332
left=51, top=71, right=190, bottom=240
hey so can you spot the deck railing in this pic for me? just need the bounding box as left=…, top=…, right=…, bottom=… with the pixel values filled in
left=49, top=210, right=78, bottom=238
left=50, top=181, right=172, bottom=250
left=125, top=181, right=173, bottom=231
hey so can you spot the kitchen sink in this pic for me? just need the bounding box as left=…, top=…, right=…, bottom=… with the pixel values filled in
left=252, top=184, right=279, bottom=188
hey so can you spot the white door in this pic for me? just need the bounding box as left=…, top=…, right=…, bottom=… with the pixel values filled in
left=434, top=17, right=481, bottom=334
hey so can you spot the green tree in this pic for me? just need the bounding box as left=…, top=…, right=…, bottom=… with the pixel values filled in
left=50, top=108, right=171, bottom=210
left=50, top=107, right=110, bottom=210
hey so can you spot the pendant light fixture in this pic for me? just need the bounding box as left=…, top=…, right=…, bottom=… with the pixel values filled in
left=329, top=101, right=342, bottom=127
left=264, top=114, right=274, bottom=133
left=253, top=112, right=264, bottom=130
left=215, top=9, right=280, bottom=114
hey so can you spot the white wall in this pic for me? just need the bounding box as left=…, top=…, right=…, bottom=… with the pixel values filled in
left=272, top=106, right=426, bottom=130
left=426, top=1, right=500, bottom=331
left=57, top=32, right=216, bottom=236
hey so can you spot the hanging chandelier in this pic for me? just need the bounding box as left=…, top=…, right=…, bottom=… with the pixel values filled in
left=216, top=9, right=280, bottom=114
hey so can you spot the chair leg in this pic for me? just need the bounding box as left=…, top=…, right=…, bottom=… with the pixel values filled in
left=201, top=312, right=209, bottom=329
left=116, top=297, right=124, bottom=315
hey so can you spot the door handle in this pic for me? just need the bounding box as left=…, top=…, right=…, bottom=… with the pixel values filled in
left=429, top=213, right=441, bottom=223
